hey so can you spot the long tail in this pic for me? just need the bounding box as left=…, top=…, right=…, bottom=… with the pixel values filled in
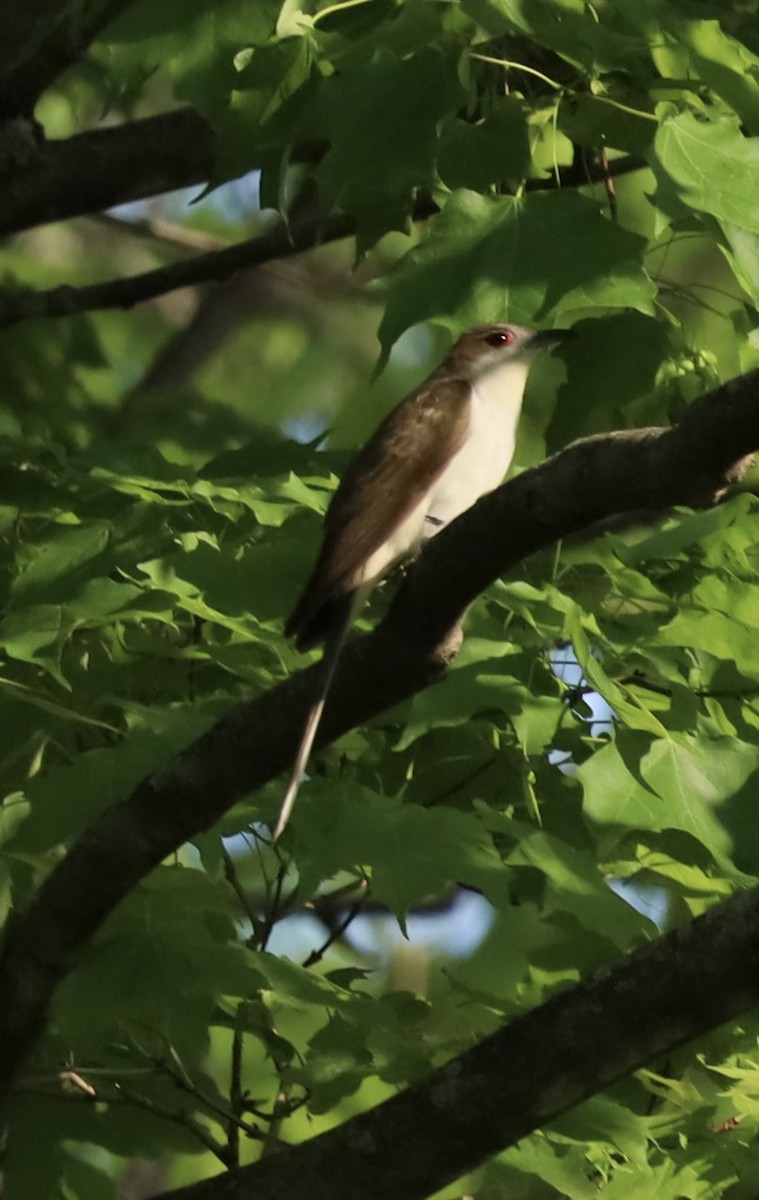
left=272, top=622, right=348, bottom=840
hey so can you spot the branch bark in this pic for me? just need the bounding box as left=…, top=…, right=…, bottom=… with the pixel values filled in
left=0, top=0, right=135, bottom=118
left=0, top=110, right=216, bottom=236
left=0, top=368, right=756, bottom=1137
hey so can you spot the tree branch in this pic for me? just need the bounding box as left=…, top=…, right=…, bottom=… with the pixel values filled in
left=0, top=211, right=360, bottom=327
left=158, top=883, right=759, bottom=1200
left=0, top=367, right=756, bottom=1119
left=0, top=0, right=136, bottom=119
left=0, top=109, right=216, bottom=236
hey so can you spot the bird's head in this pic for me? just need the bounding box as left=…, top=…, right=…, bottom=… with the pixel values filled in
left=449, top=323, right=573, bottom=379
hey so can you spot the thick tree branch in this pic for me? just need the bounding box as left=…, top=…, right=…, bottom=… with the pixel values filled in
left=0, top=368, right=756, bottom=1118
left=160, top=883, right=759, bottom=1200
left=0, top=110, right=216, bottom=236
left=0, top=0, right=135, bottom=119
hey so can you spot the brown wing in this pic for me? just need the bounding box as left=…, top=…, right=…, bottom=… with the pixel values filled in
left=286, top=373, right=471, bottom=649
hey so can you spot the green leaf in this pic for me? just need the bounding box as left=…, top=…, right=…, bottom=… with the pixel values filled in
left=52, top=866, right=254, bottom=1058
left=651, top=112, right=759, bottom=235
left=290, top=786, right=513, bottom=923
left=11, top=707, right=216, bottom=852
left=671, top=19, right=759, bottom=135
left=616, top=498, right=754, bottom=566
left=559, top=92, right=655, bottom=157
left=553, top=1094, right=649, bottom=1163
left=0, top=603, right=76, bottom=684
left=138, top=534, right=304, bottom=630
left=655, top=610, right=759, bottom=676
left=250, top=949, right=369, bottom=1018
left=10, top=521, right=111, bottom=604
left=507, top=831, right=654, bottom=945
left=299, top=1014, right=374, bottom=1112
left=720, top=221, right=759, bottom=307
left=379, top=189, right=655, bottom=355
left=563, top=601, right=668, bottom=737
left=579, top=730, right=759, bottom=866
left=438, top=102, right=531, bottom=192
left=548, top=314, right=670, bottom=449
left=394, top=637, right=562, bottom=754
left=462, top=0, right=648, bottom=75
left=277, top=48, right=464, bottom=253
left=497, top=1133, right=608, bottom=1198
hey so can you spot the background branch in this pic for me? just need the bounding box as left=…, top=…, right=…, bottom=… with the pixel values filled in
left=0, top=211, right=360, bottom=327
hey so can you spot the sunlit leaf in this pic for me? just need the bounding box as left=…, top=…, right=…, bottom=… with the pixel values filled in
left=379, top=189, right=655, bottom=355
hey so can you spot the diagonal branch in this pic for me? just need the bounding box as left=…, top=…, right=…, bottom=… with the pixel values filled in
left=0, top=211, right=360, bottom=327
left=0, top=367, right=756, bottom=1119
left=0, top=160, right=648, bottom=327
left=159, top=882, right=759, bottom=1200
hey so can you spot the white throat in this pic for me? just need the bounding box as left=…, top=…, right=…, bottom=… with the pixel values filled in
left=426, top=357, right=530, bottom=526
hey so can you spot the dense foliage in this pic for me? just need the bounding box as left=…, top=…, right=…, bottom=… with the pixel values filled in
left=4, top=0, right=759, bottom=1196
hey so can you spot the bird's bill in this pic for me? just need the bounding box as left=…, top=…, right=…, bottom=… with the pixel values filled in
left=529, top=327, right=575, bottom=347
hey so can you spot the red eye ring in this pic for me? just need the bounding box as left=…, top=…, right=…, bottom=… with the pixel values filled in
left=485, top=330, right=515, bottom=348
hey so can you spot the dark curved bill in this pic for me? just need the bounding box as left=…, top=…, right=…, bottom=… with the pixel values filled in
left=529, top=328, right=575, bottom=348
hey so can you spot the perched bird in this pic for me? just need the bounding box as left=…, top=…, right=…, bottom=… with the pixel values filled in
left=274, top=322, right=571, bottom=838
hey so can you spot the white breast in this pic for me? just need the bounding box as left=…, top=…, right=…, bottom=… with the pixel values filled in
left=427, top=358, right=529, bottom=526
left=358, top=494, right=430, bottom=589
left=356, top=358, right=530, bottom=591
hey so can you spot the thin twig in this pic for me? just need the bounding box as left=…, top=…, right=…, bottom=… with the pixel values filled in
left=621, top=674, right=759, bottom=701
left=92, top=212, right=229, bottom=253
left=223, top=847, right=263, bottom=945
left=228, top=1022, right=245, bottom=1168
left=130, top=1039, right=264, bottom=1143
left=598, top=147, right=618, bottom=222
left=260, top=863, right=288, bottom=953
left=303, top=886, right=369, bottom=968
left=261, top=1080, right=293, bottom=1158
left=112, top=1080, right=229, bottom=1162
left=0, top=153, right=645, bottom=328
left=525, top=153, right=643, bottom=191
left=21, top=1071, right=227, bottom=1161
left=421, top=758, right=496, bottom=808
left=0, top=211, right=359, bottom=329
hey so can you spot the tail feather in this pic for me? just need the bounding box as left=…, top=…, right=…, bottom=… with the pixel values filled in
left=286, top=587, right=355, bottom=653
left=272, top=622, right=348, bottom=840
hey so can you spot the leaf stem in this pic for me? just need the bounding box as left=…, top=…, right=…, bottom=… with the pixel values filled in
left=302, top=885, right=369, bottom=968
left=588, top=93, right=658, bottom=122
left=313, top=0, right=373, bottom=25
left=470, top=52, right=562, bottom=91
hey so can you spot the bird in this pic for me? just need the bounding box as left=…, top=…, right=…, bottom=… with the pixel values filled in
left=274, top=322, right=572, bottom=838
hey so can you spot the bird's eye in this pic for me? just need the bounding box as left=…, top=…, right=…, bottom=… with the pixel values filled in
left=485, top=330, right=515, bottom=347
